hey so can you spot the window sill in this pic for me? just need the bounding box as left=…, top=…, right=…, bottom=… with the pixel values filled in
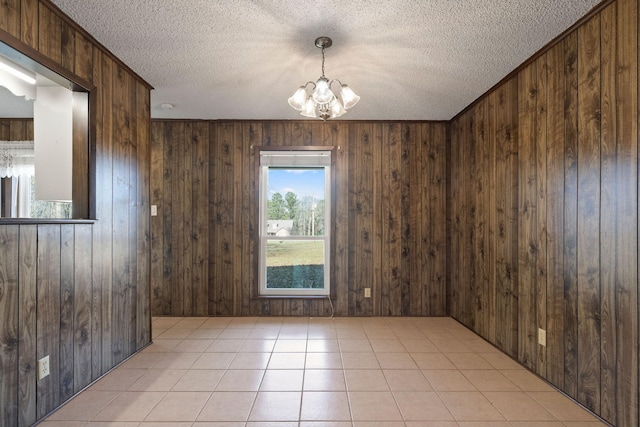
left=253, top=295, right=335, bottom=300
left=0, top=218, right=96, bottom=225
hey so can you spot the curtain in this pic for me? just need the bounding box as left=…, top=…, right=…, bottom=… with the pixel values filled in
left=0, top=140, right=34, bottom=217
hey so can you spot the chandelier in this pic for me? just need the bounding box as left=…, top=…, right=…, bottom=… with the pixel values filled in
left=288, top=36, right=360, bottom=120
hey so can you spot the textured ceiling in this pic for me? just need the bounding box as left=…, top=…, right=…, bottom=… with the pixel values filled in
left=47, top=0, right=601, bottom=121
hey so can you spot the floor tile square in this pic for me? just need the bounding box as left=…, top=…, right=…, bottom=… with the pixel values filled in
left=383, top=369, right=432, bottom=391
left=339, top=339, right=373, bottom=352
left=341, top=352, right=380, bottom=369
left=44, top=391, right=119, bottom=421
left=172, top=369, right=225, bottom=391
left=411, top=353, right=456, bottom=370
left=93, top=392, right=166, bottom=421
left=369, top=339, right=405, bottom=353
left=206, top=339, right=245, bottom=353
left=528, top=392, right=602, bottom=422
left=400, top=339, right=439, bottom=352
left=229, top=352, right=271, bottom=369
left=128, top=369, right=186, bottom=391
left=197, top=391, right=256, bottom=421
left=345, top=369, right=389, bottom=391
left=192, top=352, right=236, bottom=369
left=444, top=352, right=494, bottom=370
left=144, top=391, right=210, bottom=421
left=306, top=352, right=343, bottom=369
left=307, top=339, right=340, bottom=352
left=260, top=369, right=304, bottom=391
left=268, top=352, right=306, bottom=369
left=215, top=369, right=264, bottom=391
left=376, top=352, right=419, bottom=369
left=300, top=391, right=351, bottom=420
left=248, top=391, right=302, bottom=421
left=422, top=370, right=476, bottom=391
left=439, top=391, right=505, bottom=421
left=239, top=339, right=276, bottom=353
left=304, top=369, right=347, bottom=391
left=393, top=391, right=454, bottom=421
left=349, top=391, right=402, bottom=421
left=483, top=391, right=556, bottom=421
left=461, top=369, right=520, bottom=391
left=274, top=339, right=308, bottom=352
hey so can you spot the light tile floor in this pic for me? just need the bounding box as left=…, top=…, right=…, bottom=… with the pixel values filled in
left=41, top=316, right=607, bottom=427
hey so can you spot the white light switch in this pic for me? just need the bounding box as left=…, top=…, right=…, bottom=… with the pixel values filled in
left=151, top=205, right=158, bottom=216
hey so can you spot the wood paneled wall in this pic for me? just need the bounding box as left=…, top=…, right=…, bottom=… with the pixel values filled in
left=150, top=121, right=448, bottom=317
left=449, top=0, right=638, bottom=425
left=0, top=118, right=34, bottom=140
left=0, top=1, right=151, bottom=426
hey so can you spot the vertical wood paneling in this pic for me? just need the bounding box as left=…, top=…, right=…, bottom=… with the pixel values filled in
left=151, top=120, right=448, bottom=318
left=150, top=120, right=165, bottom=315
left=613, top=0, right=638, bottom=425
left=0, top=2, right=152, bottom=426
left=450, top=1, right=639, bottom=425
left=331, top=124, right=350, bottom=316
left=37, top=3, right=61, bottom=64
left=0, top=225, right=19, bottom=427
left=0, top=0, right=21, bottom=39
left=599, top=4, right=617, bottom=421
left=545, top=40, right=567, bottom=387
left=535, top=54, right=548, bottom=376
left=576, top=15, right=602, bottom=413
left=448, top=118, right=461, bottom=320
left=563, top=29, right=580, bottom=400
left=400, top=124, right=412, bottom=315
left=18, top=225, right=37, bottom=427
left=0, top=119, right=34, bottom=140
left=59, top=225, right=74, bottom=401
left=135, top=81, right=151, bottom=347
left=167, top=121, right=185, bottom=313
left=97, top=50, right=115, bottom=374
left=518, top=60, right=539, bottom=370
left=111, top=65, right=131, bottom=364
left=36, top=225, right=61, bottom=419
left=192, top=122, right=210, bottom=316
left=73, top=225, right=92, bottom=392
left=20, top=0, right=38, bottom=49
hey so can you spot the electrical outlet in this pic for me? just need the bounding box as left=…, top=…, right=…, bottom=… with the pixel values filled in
left=538, top=328, right=546, bottom=347
left=37, top=355, right=50, bottom=380
left=364, top=288, right=371, bottom=298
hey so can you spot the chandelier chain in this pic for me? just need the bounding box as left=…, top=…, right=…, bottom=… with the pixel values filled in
left=321, top=46, right=325, bottom=77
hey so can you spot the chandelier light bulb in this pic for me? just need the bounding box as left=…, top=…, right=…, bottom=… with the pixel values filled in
left=313, top=77, right=334, bottom=104
left=330, top=98, right=347, bottom=118
left=300, top=96, right=317, bottom=118
left=288, top=86, right=307, bottom=110
left=339, top=84, right=360, bottom=109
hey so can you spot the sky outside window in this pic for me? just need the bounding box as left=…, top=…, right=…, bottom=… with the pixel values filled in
left=267, top=168, right=325, bottom=200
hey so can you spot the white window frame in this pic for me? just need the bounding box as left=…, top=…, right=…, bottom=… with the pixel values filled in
left=259, top=150, right=331, bottom=296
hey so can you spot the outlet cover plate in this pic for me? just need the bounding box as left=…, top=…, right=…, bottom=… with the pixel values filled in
left=364, top=288, right=371, bottom=298
left=37, top=355, right=50, bottom=380
left=538, top=328, right=547, bottom=346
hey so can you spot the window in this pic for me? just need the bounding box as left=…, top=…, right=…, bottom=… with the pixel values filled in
left=0, top=140, right=72, bottom=218
left=0, top=40, right=92, bottom=219
left=259, top=150, right=332, bottom=296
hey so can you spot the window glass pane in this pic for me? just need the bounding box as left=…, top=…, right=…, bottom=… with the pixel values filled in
left=265, top=240, right=324, bottom=289
left=266, top=168, right=325, bottom=237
